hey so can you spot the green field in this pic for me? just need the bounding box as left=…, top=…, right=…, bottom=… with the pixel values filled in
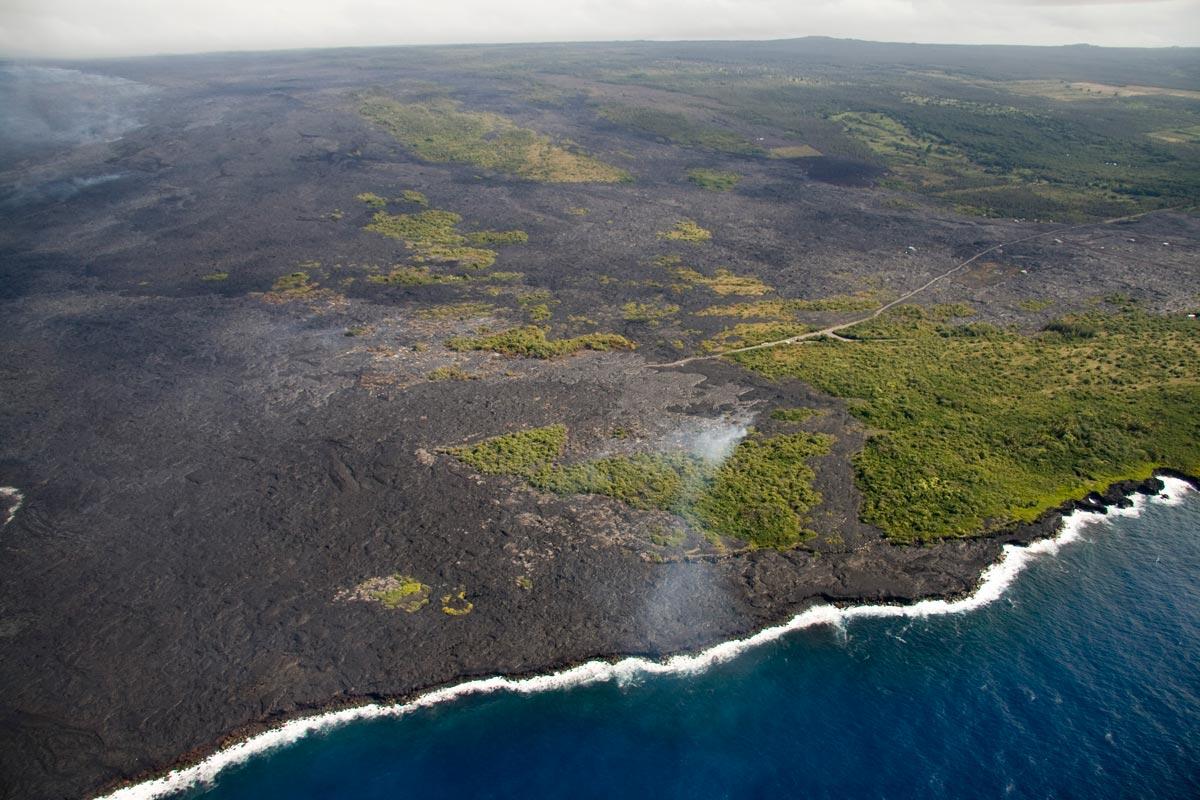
left=360, top=96, right=629, bottom=182
left=733, top=306, right=1200, bottom=542
left=448, top=425, right=834, bottom=549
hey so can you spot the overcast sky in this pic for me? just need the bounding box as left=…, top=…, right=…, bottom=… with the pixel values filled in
left=0, top=0, right=1196, bottom=59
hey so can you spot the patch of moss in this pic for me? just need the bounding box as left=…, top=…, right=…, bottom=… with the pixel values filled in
left=360, top=96, right=628, bottom=183
left=516, top=575, right=534, bottom=590
left=201, top=271, right=229, bottom=282
left=400, top=189, right=428, bottom=205
left=660, top=219, right=712, bottom=243
left=441, top=588, right=474, bottom=616
left=447, top=326, right=635, bottom=359
left=687, top=168, right=740, bottom=192
left=370, top=575, right=431, bottom=612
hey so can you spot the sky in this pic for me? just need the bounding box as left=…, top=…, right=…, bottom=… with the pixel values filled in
left=0, top=0, right=1196, bottom=59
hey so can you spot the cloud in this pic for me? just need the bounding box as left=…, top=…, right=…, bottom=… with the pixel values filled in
left=0, top=0, right=1195, bottom=59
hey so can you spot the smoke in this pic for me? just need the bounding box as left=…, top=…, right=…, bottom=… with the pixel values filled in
left=0, top=172, right=127, bottom=210
left=0, top=65, right=151, bottom=165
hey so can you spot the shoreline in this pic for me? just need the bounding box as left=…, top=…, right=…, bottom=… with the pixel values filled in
left=95, top=471, right=1198, bottom=800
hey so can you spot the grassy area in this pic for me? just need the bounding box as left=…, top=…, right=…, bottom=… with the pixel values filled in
left=598, top=105, right=762, bottom=155
left=426, top=366, right=476, bottom=381
left=771, top=407, right=820, bottom=423
left=269, top=271, right=318, bottom=298
left=622, top=301, right=680, bottom=322
left=660, top=219, right=712, bottom=242
left=366, top=266, right=464, bottom=286
left=704, top=322, right=811, bottom=351
left=692, top=433, right=834, bottom=549
left=365, top=209, right=465, bottom=245
left=671, top=266, right=771, bottom=297
left=448, top=424, right=567, bottom=476
left=447, top=326, right=635, bottom=358
left=365, top=209, right=527, bottom=270
left=465, top=229, right=529, bottom=245
left=361, top=96, right=628, bottom=182
left=449, top=424, right=834, bottom=549
left=417, top=301, right=497, bottom=320
left=687, top=168, right=740, bottom=191
left=356, top=192, right=388, bottom=208
left=732, top=306, right=1200, bottom=542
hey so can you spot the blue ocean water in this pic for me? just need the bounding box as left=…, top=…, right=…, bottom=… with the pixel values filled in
left=179, top=492, right=1200, bottom=800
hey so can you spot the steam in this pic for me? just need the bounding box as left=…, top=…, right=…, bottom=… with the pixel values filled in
left=661, top=413, right=754, bottom=464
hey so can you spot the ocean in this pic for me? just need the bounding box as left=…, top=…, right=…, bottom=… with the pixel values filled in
left=121, top=479, right=1199, bottom=799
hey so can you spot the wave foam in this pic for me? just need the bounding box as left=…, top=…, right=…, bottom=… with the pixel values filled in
left=97, top=476, right=1194, bottom=800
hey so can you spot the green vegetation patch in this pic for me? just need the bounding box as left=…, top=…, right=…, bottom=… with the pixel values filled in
left=672, top=267, right=771, bottom=297
left=426, top=366, right=476, bottom=381
left=449, top=424, right=833, bottom=549
left=366, top=266, right=464, bottom=286
left=693, top=433, right=834, bottom=549
left=417, top=301, right=497, bottom=320
left=400, top=189, right=429, bottom=205
left=687, top=168, right=740, bottom=192
left=622, top=301, right=680, bottom=323
left=356, top=192, right=388, bottom=208
left=201, top=271, right=229, bottom=282
left=732, top=307, right=1200, bottom=542
left=448, top=424, right=568, bottom=477
left=465, top=229, right=529, bottom=245
left=771, top=407, right=820, bottom=423
left=366, top=209, right=464, bottom=245
left=361, top=96, right=628, bottom=183
left=269, top=271, right=317, bottom=298
left=660, top=219, right=712, bottom=242
left=704, top=322, right=811, bottom=352
left=447, top=326, right=635, bottom=359
left=441, top=588, right=474, bottom=616
left=345, top=574, right=432, bottom=612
